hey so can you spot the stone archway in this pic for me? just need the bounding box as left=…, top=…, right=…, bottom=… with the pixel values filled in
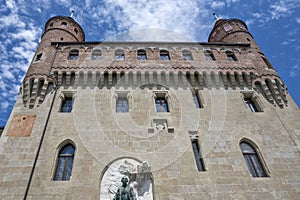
left=100, top=158, right=153, bottom=200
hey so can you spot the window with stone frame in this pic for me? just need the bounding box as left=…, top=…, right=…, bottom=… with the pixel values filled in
left=192, top=139, right=206, bottom=171
left=182, top=50, right=193, bottom=61
left=116, top=96, right=129, bottom=112
left=154, top=92, right=170, bottom=112
left=204, top=50, right=215, bottom=61
left=91, top=49, right=102, bottom=60
left=137, top=49, right=147, bottom=60
left=160, top=50, right=170, bottom=60
left=225, top=50, right=238, bottom=61
left=54, top=144, right=75, bottom=181
left=115, top=49, right=125, bottom=60
left=68, top=49, right=79, bottom=60
left=241, top=92, right=263, bottom=112
left=60, top=92, right=74, bottom=113
left=240, top=141, right=268, bottom=177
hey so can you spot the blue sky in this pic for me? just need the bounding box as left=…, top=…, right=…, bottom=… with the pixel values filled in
left=0, top=0, right=299, bottom=126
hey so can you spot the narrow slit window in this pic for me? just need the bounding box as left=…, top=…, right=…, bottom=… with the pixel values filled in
left=240, top=142, right=267, bottom=177
left=137, top=49, right=147, bottom=60
left=116, top=97, right=129, bottom=112
left=68, top=50, right=79, bottom=60
left=192, top=140, right=205, bottom=171
left=54, top=144, right=75, bottom=181
left=160, top=50, right=170, bottom=60
left=204, top=50, right=215, bottom=61
left=193, top=93, right=203, bottom=109
left=226, top=51, right=237, bottom=61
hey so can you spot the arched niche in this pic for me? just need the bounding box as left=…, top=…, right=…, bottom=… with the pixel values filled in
left=100, top=158, right=154, bottom=200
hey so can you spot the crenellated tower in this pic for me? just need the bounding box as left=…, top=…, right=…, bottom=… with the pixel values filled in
left=208, top=18, right=288, bottom=107
left=21, top=16, right=85, bottom=108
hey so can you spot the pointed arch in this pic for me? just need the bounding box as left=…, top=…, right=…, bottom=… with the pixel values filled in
left=240, top=139, right=268, bottom=177
left=53, top=141, right=76, bottom=181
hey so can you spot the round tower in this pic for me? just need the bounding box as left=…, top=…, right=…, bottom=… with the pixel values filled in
left=24, top=16, right=85, bottom=81
left=208, top=18, right=287, bottom=108
left=21, top=16, right=85, bottom=108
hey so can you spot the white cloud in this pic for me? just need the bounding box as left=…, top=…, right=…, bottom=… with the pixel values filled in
left=211, top=1, right=225, bottom=9
left=1, top=101, right=10, bottom=109
left=295, top=18, right=300, bottom=24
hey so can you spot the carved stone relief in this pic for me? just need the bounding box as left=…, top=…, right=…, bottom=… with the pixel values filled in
left=100, top=158, right=153, bottom=200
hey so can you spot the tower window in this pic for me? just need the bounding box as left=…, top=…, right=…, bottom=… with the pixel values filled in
left=226, top=51, right=237, bottom=61
left=244, top=98, right=258, bottom=112
left=74, top=28, right=78, bottom=35
left=68, top=50, right=79, bottom=60
left=182, top=50, right=193, bottom=61
left=35, top=53, right=43, bottom=62
left=155, top=98, right=169, bottom=112
left=60, top=97, right=73, bottom=112
left=240, top=141, right=267, bottom=177
left=192, top=140, right=205, bottom=171
left=115, top=49, right=125, bottom=60
left=61, top=22, right=67, bottom=28
left=137, top=49, right=147, bottom=60
left=91, top=49, right=102, bottom=60
left=160, top=50, right=170, bottom=60
left=54, top=144, right=75, bottom=181
left=204, top=50, right=215, bottom=61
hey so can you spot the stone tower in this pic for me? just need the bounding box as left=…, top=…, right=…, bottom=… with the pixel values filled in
left=209, top=18, right=287, bottom=108
left=22, top=16, right=85, bottom=108
left=0, top=16, right=299, bottom=200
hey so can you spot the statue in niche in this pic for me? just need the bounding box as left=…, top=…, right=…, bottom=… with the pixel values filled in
left=100, top=159, right=153, bottom=200
left=113, top=176, right=136, bottom=200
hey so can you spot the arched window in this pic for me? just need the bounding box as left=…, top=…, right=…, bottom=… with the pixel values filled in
left=240, top=141, right=267, bottom=177
left=68, top=49, right=79, bottom=60
left=115, top=49, right=125, bottom=60
left=137, top=49, right=147, bottom=60
left=160, top=50, right=170, bottom=60
left=225, top=51, right=237, bottom=61
left=204, top=50, right=215, bottom=61
left=182, top=50, right=192, bottom=61
left=92, top=49, right=102, bottom=60
left=54, top=144, right=75, bottom=181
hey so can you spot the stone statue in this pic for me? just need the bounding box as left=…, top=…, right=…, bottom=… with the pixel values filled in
left=113, top=176, right=136, bottom=200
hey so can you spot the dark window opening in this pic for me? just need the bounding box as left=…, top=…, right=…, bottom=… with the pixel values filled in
left=244, top=98, right=258, bottom=112
left=182, top=50, right=193, bottom=61
left=137, top=49, right=147, bottom=60
left=92, top=49, right=102, bottom=60
left=61, top=97, right=73, bottom=112
left=226, top=51, right=237, bottom=61
left=68, top=50, right=79, bottom=60
left=192, top=140, right=205, bottom=171
left=160, top=50, right=170, bottom=60
left=155, top=97, right=169, bottom=112
left=54, top=144, right=75, bottom=181
left=116, top=97, right=129, bottom=112
left=115, top=49, right=125, bottom=60
left=193, top=93, right=203, bottom=109
left=35, top=53, right=42, bottom=61
left=240, top=142, right=267, bottom=177
left=74, top=28, right=78, bottom=34
left=61, top=22, right=67, bottom=27
left=204, top=50, right=215, bottom=61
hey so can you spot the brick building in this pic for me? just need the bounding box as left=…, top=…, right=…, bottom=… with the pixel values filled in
left=0, top=15, right=299, bottom=199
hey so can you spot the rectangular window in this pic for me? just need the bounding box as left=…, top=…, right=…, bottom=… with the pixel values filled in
left=160, top=50, right=170, bottom=60
left=193, top=93, right=204, bottom=109
left=116, top=97, right=129, bottom=112
left=241, top=92, right=263, bottom=112
left=244, top=98, right=258, bottom=112
left=155, top=97, right=169, bottom=112
left=61, top=97, right=73, bottom=112
left=192, top=140, right=205, bottom=171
